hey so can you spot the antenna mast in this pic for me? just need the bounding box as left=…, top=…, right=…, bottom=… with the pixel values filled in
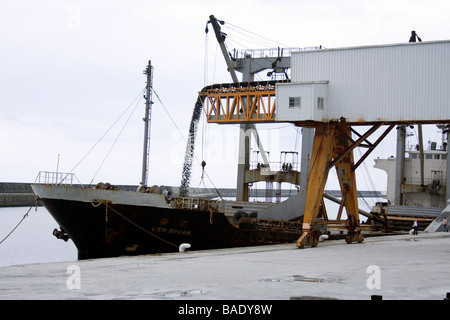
left=141, top=60, right=154, bottom=186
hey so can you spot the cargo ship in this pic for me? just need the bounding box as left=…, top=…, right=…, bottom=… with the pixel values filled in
left=32, top=177, right=304, bottom=259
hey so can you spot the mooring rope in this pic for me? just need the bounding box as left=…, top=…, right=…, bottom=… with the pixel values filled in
left=91, top=200, right=179, bottom=249
left=0, top=199, right=38, bottom=246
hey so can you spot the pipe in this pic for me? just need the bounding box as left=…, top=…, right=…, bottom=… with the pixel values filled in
left=418, top=124, right=425, bottom=188
left=323, top=192, right=385, bottom=224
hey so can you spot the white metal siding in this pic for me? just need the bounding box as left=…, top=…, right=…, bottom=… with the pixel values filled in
left=276, top=82, right=328, bottom=122
left=283, top=40, right=450, bottom=123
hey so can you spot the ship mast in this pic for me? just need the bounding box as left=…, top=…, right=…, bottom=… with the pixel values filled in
left=141, top=61, right=154, bottom=186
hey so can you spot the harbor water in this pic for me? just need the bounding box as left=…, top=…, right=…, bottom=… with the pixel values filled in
left=0, top=206, right=77, bottom=267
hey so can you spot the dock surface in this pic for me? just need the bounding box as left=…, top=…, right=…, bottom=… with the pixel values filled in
left=1, top=232, right=449, bottom=300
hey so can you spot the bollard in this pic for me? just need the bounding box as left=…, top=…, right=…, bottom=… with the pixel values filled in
left=179, top=243, right=191, bottom=252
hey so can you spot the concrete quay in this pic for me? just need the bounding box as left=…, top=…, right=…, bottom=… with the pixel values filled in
left=0, top=232, right=449, bottom=300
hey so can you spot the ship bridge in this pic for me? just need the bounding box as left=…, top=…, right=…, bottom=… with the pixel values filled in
left=201, top=37, right=450, bottom=248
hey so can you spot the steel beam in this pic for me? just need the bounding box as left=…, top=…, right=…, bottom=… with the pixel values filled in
left=296, top=122, right=396, bottom=248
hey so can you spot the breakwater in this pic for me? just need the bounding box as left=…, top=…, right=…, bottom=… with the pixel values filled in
left=0, top=183, right=39, bottom=207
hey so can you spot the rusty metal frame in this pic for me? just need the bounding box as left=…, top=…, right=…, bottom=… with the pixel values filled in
left=201, top=85, right=277, bottom=123
left=352, top=124, right=395, bottom=171
left=297, top=122, right=393, bottom=248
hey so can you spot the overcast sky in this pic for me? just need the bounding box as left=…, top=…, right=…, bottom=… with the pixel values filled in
left=1, top=0, right=449, bottom=193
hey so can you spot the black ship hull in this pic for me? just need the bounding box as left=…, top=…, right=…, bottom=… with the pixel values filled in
left=33, top=184, right=302, bottom=260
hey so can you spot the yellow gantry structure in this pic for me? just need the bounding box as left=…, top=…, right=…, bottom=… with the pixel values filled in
left=200, top=82, right=278, bottom=123
left=201, top=83, right=395, bottom=248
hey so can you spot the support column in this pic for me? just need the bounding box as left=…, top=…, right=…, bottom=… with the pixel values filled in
left=394, top=125, right=406, bottom=205
left=297, top=122, right=364, bottom=248
left=446, top=126, right=450, bottom=202
left=333, top=124, right=361, bottom=243
left=236, top=60, right=253, bottom=202
left=236, top=123, right=251, bottom=201
left=298, top=127, right=315, bottom=213
left=297, top=123, right=336, bottom=248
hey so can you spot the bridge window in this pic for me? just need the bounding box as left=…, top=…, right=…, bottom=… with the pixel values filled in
left=317, top=97, right=324, bottom=110
left=289, top=97, right=301, bottom=108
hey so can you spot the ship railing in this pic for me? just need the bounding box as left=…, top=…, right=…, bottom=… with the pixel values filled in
left=231, top=46, right=323, bottom=60
left=249, top=160, right=300, bottom=173
left=35, top=171, right=83, bottom=187
left=402, top=177, right=447, bottom=187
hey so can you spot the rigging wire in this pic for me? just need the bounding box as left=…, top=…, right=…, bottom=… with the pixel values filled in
left=88, top=92, right=144, bottom=185
left=204, top=32, right=209, bottom=86
left=226, top=33, right=281, bottom=51
left=152, top=88, right=223, bottom=199
left=202, top=32, right=211, bottom=166
left=67, top=88, right=146, bottom=178
left=355, top=147, right=376, bottom=211
left=152, top=88, right=185, bottom=143
left=212, top=41, right=219, bottom=83
left=224, top=21, right=291, bottom=48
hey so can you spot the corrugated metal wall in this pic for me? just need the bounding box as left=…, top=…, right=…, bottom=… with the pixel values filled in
left=282, top=40, right=450, bottom=123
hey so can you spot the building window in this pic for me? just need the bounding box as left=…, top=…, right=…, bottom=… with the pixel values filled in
left=425, top=154, right=433, bottom=159
left=289, top=97, right=301, bottom=108
left=317, top=97, right=324, bottom=110
left=434, top=154, right=440, bottom=160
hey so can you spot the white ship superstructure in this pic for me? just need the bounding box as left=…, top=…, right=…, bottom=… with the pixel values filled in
left=374, top=127, right=448, bottom=208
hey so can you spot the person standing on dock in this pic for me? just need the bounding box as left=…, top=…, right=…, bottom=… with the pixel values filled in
left=443, top=217, right=448, bottom=233
left=412, top=219, right=419, bottom=235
